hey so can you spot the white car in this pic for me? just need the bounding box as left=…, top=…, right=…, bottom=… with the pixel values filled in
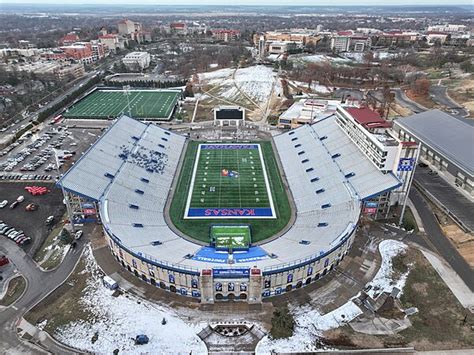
left=0, top=200, right=8, bottom=208
left=74, top=230, right=83, bottom=240
left=16, top=195, right=25, bottom=203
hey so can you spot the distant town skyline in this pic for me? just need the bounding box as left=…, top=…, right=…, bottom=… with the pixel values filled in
left=3, top=0, right=473, bottom=6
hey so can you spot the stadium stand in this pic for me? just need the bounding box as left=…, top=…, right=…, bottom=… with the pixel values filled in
left=58, top=114, right=401, bottom=301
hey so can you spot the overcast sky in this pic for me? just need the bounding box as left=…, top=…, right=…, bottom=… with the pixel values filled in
left=3, top=0, right=473, bottom=5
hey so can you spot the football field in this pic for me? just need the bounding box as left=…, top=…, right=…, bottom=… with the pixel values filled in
left=184, top=143, right=276, bottom=219
left=63, top=89, right=180, bottom=120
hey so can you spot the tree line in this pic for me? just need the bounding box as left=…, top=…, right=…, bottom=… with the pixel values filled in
left=104, top=79, right=187, bottom=89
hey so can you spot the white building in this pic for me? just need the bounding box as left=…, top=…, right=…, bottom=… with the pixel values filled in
left=122, top=52, right=151, bottom=70
left=427, top=24, right=467, bottom=33
left=330, top=35, right=351, bottom=52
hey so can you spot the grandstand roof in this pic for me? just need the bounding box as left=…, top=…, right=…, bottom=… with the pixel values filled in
left=59, top=115, right=400, bottom=274
left=395, top=109, right=474, bottom=176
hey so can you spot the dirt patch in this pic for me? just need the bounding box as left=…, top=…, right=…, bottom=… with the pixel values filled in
left=446, top=78, right=474, bottom=118
left=442, top=224, right=474, bottom=268
left=322, top=247, right=474, bottom=351
left=0, top=275, right=26, bottom=306
left=411, top=282, right=429, bottom=296
left=406, top=89, right=437, bottom=109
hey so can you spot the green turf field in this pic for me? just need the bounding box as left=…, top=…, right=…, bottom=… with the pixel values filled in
left=211, top=225, right=251, bottom=250
left=184, top=143, right=275, bottom=218
left=169, top=141, right=292, bottom=243
left=63, top=90, right=180, bottom=120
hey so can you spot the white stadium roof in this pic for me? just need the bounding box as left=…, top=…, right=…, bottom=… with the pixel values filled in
left=59, top=115, right=400, bottom=274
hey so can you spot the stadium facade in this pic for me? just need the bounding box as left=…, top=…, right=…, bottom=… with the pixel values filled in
left=58, top=111, right=416, bottom=303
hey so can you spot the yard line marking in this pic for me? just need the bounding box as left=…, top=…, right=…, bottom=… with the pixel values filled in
left=237, top=148, right=242, bottom=208
left=218, top=148, right=223, bottom=208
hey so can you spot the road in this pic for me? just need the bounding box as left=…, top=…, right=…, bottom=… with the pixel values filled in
left=429, top=85, right=472, bottom=124
left=392, top=88, right=428, bottom=114
left=409, top=188, right=474, bottom=292
left=415, top=168, right=474, bottom=232
left=0, top=238, right=86, bottom=354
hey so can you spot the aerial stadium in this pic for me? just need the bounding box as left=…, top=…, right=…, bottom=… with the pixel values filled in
left=58, top=105, right=412, bottom=303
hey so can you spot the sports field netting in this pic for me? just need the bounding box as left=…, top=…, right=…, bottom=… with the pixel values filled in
left=211, top=225, right=251, bottom=250
left=184, top=143, right=276, bottom=219
left=63, top=90, right=180, bottom=120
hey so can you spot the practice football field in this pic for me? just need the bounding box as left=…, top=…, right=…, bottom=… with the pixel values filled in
left=184, top=143, right=276, bottom=219
left=63, top=90, right=180, bottom=120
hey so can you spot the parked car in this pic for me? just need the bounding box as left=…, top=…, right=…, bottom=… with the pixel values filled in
left=0, top=200, right=7, bottom=208
left=418, top=162, right=428, bottom=168
left=25, top=203, right=38, bottom=211
left=9, top=201, right=19, bottom=209
left=74, top=230, right=83, bottom=240
left=45, top=215, right=54, bottom=225
left=16, top=195, right=25, bottom=203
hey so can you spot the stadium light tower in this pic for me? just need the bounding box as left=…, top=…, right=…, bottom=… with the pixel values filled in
left=53, top=149, right=76, bottom=233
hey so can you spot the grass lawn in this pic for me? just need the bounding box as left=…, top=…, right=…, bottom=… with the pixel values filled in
left=34, top=219, right=70, bottom=271
left=169, top=141, right=292, bottom=244
left=0, top=276, right=26, bottom=307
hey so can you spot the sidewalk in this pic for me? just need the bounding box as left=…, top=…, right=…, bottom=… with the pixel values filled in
left=419, top=248, right=474, bottom=312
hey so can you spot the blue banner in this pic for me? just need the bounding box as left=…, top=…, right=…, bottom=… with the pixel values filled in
left=187, top=207, right=273, bottom=218
left=201, top=144, right=259, bottom=150
left=213, top=268, right=250, bottom=278
left=398, top=158, right=415, bottom=171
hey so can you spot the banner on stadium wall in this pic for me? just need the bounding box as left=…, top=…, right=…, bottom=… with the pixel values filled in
left=398, top=157, right=415, bottom=171
left=364, top=207, right=377, bottom=215
left=213, top=268, right=250, bottom=278
left=83, top=208, right=96, bottom=215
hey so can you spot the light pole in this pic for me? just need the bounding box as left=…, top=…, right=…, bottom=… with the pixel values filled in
left=398, top=147, right=421, bottom=227
left=54, top=149, right=76, bottom=233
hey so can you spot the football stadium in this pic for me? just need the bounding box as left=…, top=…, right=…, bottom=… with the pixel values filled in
left=58, top=114, right=402, bottom=303
left=63, top=89, right=181, bottom=120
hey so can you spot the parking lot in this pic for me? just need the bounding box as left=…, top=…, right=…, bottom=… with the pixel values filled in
left=0, top=121, right=102, bottom=182
left=0, top=182, right=65, bottom=256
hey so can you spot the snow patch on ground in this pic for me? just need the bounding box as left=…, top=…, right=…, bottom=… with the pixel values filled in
left=55, top=248, right=207, bottom=354
left=234, top=66, right=277, bottom=102
left=256, top=239, right=408, bottom=354
left=198, top=65, right=280, bottom=104
left=297, top=54, right=350, bottom=64
left=291, top=80, right=333, bottom=94
left=366, top=239, right=409, bottom=298
left=198, top=67, right=234, bottom=85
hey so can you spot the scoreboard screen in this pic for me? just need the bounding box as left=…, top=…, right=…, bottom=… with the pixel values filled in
left=215, top=109, right=244, bottom=120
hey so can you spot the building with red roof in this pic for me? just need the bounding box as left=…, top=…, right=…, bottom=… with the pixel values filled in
left=345, top=107, right=392, bottom=131
left=60, top=32, right=80, bottom=46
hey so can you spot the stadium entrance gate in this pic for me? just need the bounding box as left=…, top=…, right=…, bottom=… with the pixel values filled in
left=200, top=268, right=263, bottom=303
